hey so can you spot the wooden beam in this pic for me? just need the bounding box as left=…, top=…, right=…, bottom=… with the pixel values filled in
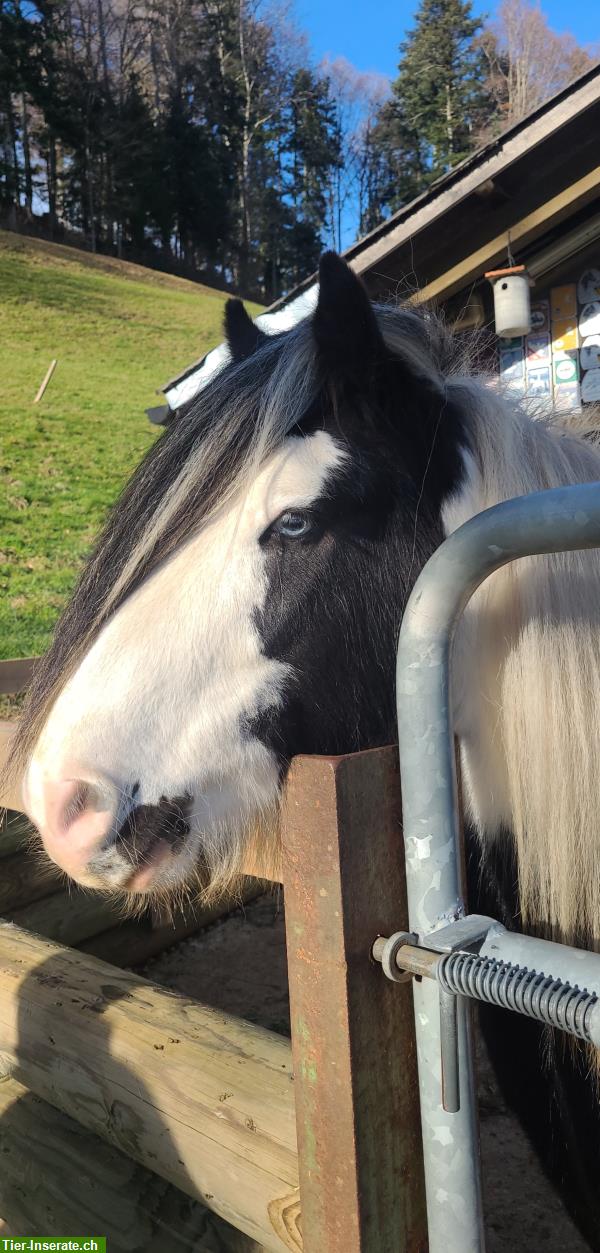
left=282, top=749, right=427, bottom=1253
left=0, top=921, right=299, bottom=1252
left=8, top=887, right=125, bottom=946
left=0, top=657, right=37, bottom=695
left=0, top=721, right=21, bottom=812
left=0, top=1076, right=261, bottom=1251
left=79, top=892, right=260, bottom=967
left=80, top=879, right=268, bottom=966
left=413, top=164, right=600, bottom=305
left=0, top=849, right=61, bottom=914
left=7, top=876, right=263, bottom=955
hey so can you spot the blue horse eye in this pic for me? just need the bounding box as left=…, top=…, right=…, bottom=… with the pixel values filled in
left=276, top=511, right=312, bottom=538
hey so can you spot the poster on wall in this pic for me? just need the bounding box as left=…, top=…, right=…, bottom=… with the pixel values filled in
left=581, top=337, right=600, bottom=371
left=579, top=269, right=600, bottom=405
left=582, top=368, right=600, bottom=404
left=580, top=301, right=600, bottom=338
left=527, top=366, right=552, bottom=396
left=554, top=383, right=581, bottom=412
left=551, top=318, right=578, bottom=353
left=551, top=285, right=577, bottom=320
left=577, top=269, right=600, bottom=305
left=545, top=284, right=580, bottom=414
left=530, top=301, right=550, bottom=332
left=553, top=352, right=580, bottom=385
left=526, top=332, right=551, bottom=364
left=499, top=342, right=524, bottom=380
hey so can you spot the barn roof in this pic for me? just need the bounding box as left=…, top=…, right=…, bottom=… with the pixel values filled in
left=274, top=61, right=600, bottom=307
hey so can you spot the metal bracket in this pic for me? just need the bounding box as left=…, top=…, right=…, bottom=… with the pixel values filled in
left=373, top=915, right=496, bottom=1112
left=373, top=910, right=600, bottom=1115
left=420, top=915, right=496, bottom=955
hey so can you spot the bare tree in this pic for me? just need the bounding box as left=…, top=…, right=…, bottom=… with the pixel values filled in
left=321, top=56, right=389, bottom=249
left=482, top=0, right=598, bottom=127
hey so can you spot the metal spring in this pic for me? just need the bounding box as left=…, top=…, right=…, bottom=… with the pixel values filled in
left=437, top=952, right=598, bottom=1042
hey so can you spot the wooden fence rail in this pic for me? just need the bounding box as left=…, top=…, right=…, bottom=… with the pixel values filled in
left=0, top=920, right=300, bottom=1252
left=0, top=1076, right=259, bottom=1252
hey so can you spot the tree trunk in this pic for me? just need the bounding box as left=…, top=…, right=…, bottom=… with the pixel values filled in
left=238, top=0, right=252, bottom=292
left=86, top=141, right=97, bottom=251
left=20, top=95, right=33, bottom=213
left=6, top=97, right=20, bottom=207
left=445, top=81, right=453, bottom=165
left=47, top=135, right=58, bottom=232
left=96, top=0, right=110, bottom=89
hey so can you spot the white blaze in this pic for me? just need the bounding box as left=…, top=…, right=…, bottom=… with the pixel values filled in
left=25, top=431, right=345, bottom=889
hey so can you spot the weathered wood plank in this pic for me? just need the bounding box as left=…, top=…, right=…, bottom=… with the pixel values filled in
left=82, top=880, right=267, bottom=967
left=0, top=921, right=299, bottom=1252
left=0, top=1076, right=262, bottom=1251
left=8, top=887, right=125, bottom=945
left=0, top=720, right=22, bottom=812
left=282, top=749, right=427, bottom=1253
left=0, top=657, right=37, bottom=695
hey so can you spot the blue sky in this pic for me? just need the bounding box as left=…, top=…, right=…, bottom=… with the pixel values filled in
left=297, top=0, right=594, bottom=80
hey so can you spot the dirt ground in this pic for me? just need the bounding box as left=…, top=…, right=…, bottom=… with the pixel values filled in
left=141, top=893, right=589, bottom=1253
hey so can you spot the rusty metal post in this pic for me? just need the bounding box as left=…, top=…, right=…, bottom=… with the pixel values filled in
left=282, top=748, right=427, bottom=1253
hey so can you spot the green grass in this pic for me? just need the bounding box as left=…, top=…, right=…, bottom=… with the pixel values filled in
left=0, top=231, right=260, bottom=663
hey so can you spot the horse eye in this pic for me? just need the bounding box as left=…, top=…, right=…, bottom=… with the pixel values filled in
left=274, top=511, right=312, bottom=538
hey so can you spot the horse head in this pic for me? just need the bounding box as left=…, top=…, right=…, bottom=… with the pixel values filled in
left=15, top=254, right=467, bottom=897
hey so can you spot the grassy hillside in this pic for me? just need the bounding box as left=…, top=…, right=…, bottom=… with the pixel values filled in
left=0, top=232, right=259, bottom=663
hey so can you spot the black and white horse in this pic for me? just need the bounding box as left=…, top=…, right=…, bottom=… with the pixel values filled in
left=11, top=253, right=600, bottom=1245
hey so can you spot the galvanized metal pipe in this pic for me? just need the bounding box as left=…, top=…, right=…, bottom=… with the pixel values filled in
left=396, top=480, right=600, bottom=1253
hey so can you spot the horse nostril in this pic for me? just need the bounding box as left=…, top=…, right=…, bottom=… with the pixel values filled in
left=36, top=777, right=85, bottom=837
left=34, top=775, right=113, bottom=850
left=62, top=780, right=96, bottom=830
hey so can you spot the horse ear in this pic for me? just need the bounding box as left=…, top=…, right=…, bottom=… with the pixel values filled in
left=313, top=252, right=383, bottom=377
left=224, top=299, right=268, bottom=362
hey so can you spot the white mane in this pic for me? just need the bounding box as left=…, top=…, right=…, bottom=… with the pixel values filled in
left=443, top=381, right=600, bottom=949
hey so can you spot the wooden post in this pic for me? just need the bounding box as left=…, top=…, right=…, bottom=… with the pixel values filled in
left=282, top=748, right=427, bottom=1253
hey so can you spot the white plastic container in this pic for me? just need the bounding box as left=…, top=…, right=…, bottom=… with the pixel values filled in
left=486, top=267, right=532, bottom=338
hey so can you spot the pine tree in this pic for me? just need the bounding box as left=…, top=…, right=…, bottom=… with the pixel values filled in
left=0, top=0, right=45, bottom=214
left=283, top=68, right=341, bottom=287
left=368, top=0, right=493, bottom=215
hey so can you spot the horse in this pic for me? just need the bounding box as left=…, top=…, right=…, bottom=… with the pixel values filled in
left=8, top=251, right=600, bottom=1245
